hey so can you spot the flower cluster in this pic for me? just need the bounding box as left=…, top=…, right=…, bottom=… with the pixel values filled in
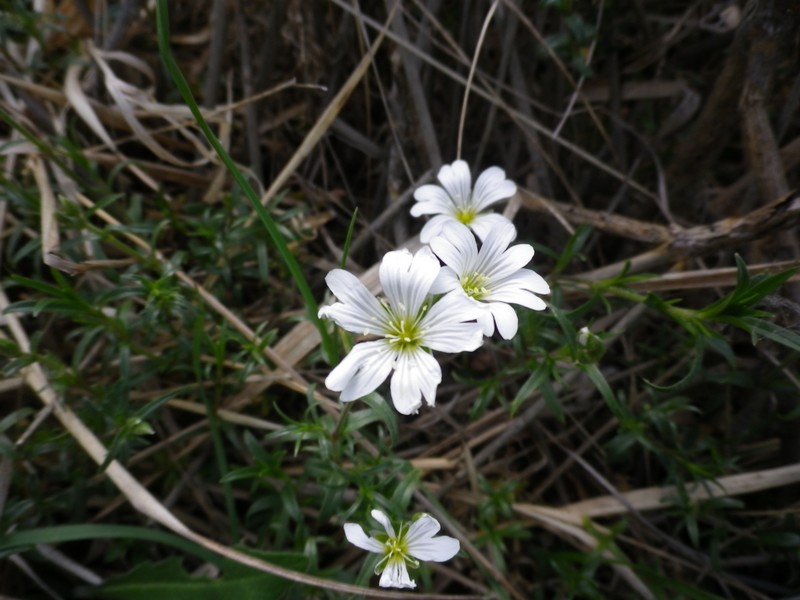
left=329, top=161, right=549, bottom=588
left=319, top=159, right=550, bottom=416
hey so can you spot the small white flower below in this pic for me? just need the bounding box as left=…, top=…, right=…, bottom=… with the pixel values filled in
left=344, top=509, right=460, bottom=589
left=411, top=159, right=517, bottom=243
left=430, top=222, right=550, bottom=339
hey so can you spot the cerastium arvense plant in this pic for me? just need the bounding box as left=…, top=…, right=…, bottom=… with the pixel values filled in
left=2, top=1, right=800, bottom=599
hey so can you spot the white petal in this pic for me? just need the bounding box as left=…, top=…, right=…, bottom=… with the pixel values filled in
left=476, top=308, right=495, bottom=337
left=325, top=341, right=395, bottom=401
left=437, top=160, right=472, bottom=208
left=430, top=266, right=460, bottom=295
left=405, top=512, right=440, bottom=540
left=472, top=221, right=517, bottom=276
left=416, top=352, right=442, bottom=408
left=419, top=214, right=456, bottom=243
left=484, top=284, right=547, bottom=310
left=430, top=222, right=476, bottom=275
left=406, top=515, right=460, bottom=562
left=411, top=184, right=454, bottom=216
left=503, top=269, right=550, bottom=294
left=496, top=245, right=535, bottom=276
left=421, top=293, right=484, bottom=352
left=324, top=270, right=382, bottom=313
left=488, top=288, right=548, bottom=311
left=494, top=268, right=550, bottom=295
left=371, top=509, right=396, bottom=538
left=489, top=302, right=519, bottom=339
left=470, top=213, right=514, bottom=242
left=379, top=249, right=413, bottom=312
left=344, top=523, right=384, bottom=553
left=379, top=247, right=439, bottom=317
left=321, top=270, right=388, bottom=333
left=424, top=321, right=484, bottom=353
left=406, top=246, right=440, bottom=310
left=379, top=557, right=416, bottom=589
left=318, top=302, right=386, bottom=336
left=478, top=220, right=517, bottom=257
left=472, top=166, right=517, bottom=211
left=424, top=289, right=482, bottom=323
left=410, top=534, right=460, bottom=563
left=390, top=350, right=441, bottom=414
left=480, top=245, right=535, bottom=284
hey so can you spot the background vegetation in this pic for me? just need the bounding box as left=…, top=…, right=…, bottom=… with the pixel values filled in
left=1, top=1, right=800, bottom=598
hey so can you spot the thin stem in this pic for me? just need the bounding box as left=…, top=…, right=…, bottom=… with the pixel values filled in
left=457, top=0, right=500, bottom=160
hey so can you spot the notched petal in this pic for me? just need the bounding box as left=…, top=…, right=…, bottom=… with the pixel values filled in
left=371, top=509, right=396, bottom=538
left=325, top=341, right=394, bottom=402
left=344, top=523, right=384, bottom=553
left=378, top=558, right=416, bottom=589
left=390, top=351, right=439, bottom=414
left=489, top=302, right=519, bottom=340
left=408, top=535, right=461, bottom=562
left=430, top=266, right=460, bottom=295
left=405, top=513, right=440, bottom=543
left=470, top=213, right=513, bottom=242
left=472, top=166, right=517, bottom=211
left=420, top=214, right=457, bottom=243
left=437, top=160, right=472, bottom=206
left=405, top=514, right=461, bottom=562
left=411, top=185, right=453, bottom=215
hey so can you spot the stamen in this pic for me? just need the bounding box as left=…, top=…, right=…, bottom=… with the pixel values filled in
left=385, top=311, right=424, bottom=353
left=461, top=271, right=490, bottom=300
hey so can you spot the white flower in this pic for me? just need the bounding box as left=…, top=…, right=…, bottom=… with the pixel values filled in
left=411, top=159, right=517, bottom=243
left=318, top=246, right=483, bottom=415
left=344, top=509, right=460, bottom=589
left=430, top=222, right=550, bottom=340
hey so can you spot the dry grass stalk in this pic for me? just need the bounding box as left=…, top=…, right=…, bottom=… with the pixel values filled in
left=550, top=462, right=800, bottom=519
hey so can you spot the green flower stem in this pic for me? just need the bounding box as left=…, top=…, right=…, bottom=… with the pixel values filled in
left=603, top=285, right=698, bottom=324
left=600, top=284, right=646, bottom=304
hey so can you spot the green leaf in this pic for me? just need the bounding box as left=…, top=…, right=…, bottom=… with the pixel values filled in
left=354, top=392, right=399, bottom=446
left=644, top=341, right=704, bottom=392
left=740, top=317, right=800, bottom=352
left=582, top=364, right=622, bottom=416
left=551, top=224, right=591, bottom=275
left=548, top=303, right=578, bottom=356
left=700, top=255, right=798, bottom=319
left=511, top=361, right=561, bottom=419
left=0, top=408, right=34, bottom=434
left=79, top=552, right=308, bottom=600
left=0, top=525, right=218, bottom=564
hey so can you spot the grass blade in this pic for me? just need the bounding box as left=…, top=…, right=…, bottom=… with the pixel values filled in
left=154, top=0, right=336, bottom=363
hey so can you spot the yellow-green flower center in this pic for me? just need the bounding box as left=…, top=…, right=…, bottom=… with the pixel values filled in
left=384, top=305, right=427, bottom=353
left=385, top=535, right=408, bottom=557
left=455, top=207, right=477, bottom=225
left=375, top=523, right=420, bottom=575
left=461, top=272, right=489, bottom=300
